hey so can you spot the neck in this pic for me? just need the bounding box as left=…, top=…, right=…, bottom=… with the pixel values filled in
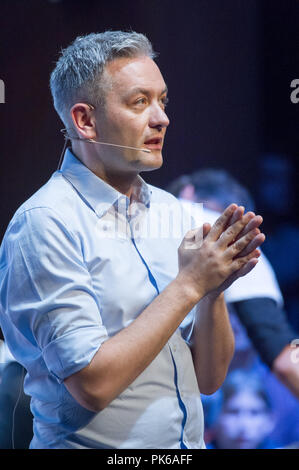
left=96, top=170, right=138, bottom=199
left=72, top=145, right=138, bottom=198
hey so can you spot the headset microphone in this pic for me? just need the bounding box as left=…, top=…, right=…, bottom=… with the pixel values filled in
left=58, top=128, right=151, bottom=170
left=85, top=138, right=151, bottom=153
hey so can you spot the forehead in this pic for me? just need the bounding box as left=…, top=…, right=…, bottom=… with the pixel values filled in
left=103, top=55, right=167, bottom=95
left=226, top=391, right=267, bottom=410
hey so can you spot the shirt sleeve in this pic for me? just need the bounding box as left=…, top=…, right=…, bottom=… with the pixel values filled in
left=0, top=207, right=108, bottom=383
left=224, top=251, right=284, bottom=306
left=233, top=297, right=297, bottom=367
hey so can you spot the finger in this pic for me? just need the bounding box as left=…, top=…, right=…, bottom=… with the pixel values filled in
left=227, top=205, right=245, bottom=227
left=225, top=228, right=261, bottom=259
left=232, top=215, right=263, bottom=243
left=183, top=228, right=197, bottom=241
left=205, top=204, right=238, bottom=241
left=217, top=211, right=256, bottom=248
left=184, top=223, right=210, bottom=242
left=181, top=225, right=209, bottom=250
left=235, top=232, right=266, bottom=258
left=202, top=223, right=211, bottom=239
left=231, top=249, right=261, bottom=274
left=193, top=223, right=211, bottom=247
left=233, top=257, right=260, bottom=279
left=221, top=256, right=259, bottom=287
left=179, top=228, right=196, bottom=250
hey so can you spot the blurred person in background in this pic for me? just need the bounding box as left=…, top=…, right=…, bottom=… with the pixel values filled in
left=206, top=370, right=276, bottom=449
left=256, top=154, right=299, bottom=333
left=167, top=168, right=299, bottom=447
left=167, top=168, right=299, bottom=399
left=0, top=331, right=33, bottom=449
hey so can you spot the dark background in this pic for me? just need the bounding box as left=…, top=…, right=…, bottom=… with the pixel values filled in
left=0, top=0, right=298, bottom=227
left=0, top=0, right=299, bottom=328
left=1, top=1, right=299, bottom=449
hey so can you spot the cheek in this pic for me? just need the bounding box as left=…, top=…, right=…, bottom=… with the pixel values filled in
left=251, top=415, right=271, bottom=435
left=107, top=113, right=146, bottom=140
left=218, top=416, right=240, bottom=438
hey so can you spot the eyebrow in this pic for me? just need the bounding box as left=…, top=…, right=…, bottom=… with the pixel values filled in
left=125, top=85, right=168, bottom=99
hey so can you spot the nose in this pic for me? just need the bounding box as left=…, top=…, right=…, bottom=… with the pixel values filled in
left=149, top=102, right=170, bottom=131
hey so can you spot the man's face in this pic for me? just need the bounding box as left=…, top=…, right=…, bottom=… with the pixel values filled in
left=94, top=55, right=169, bottom=175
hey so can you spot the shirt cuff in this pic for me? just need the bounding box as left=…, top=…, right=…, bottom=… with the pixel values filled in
left=42, top=326, right=108, bottom=382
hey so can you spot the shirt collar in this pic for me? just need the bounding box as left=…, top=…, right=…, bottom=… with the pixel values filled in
left=59, top=148, right=152, bottom=218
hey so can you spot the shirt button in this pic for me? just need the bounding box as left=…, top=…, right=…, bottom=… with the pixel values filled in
left=173, top=344, right=177, bottom=352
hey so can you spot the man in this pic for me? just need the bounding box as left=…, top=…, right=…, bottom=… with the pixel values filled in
left=0, top=31, right=264, bottom=449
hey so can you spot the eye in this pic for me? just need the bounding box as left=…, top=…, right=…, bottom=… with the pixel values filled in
left=134, top=97, right=148, bottom=106
left=160, top=95, right=169, bottom=108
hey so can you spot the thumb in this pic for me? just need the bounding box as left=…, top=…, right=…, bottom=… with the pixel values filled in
left=193, top=223, right=211, bottom=247
left=203, top=222, right=211, bottom=238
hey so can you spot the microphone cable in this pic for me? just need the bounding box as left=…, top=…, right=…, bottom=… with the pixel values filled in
left=11, top=365, right=25, bottom=449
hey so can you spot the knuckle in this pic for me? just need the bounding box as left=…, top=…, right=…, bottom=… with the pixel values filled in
left=245, top=233, right=253, bottom=244
left=246, top=253, right=254, bottom=262
left=184, top=229, right=195, bottom=240
left=219, top=265, right=227, bottom=278
left=249, top=228, right=258, bottom=238
left=214, top=219, right=223, bottom=230
left=226, top=228, right=235, bottom=237
left=204, top=246, right=213, bottom=259
left=231, top=241, right=241, bottom=253
left=236, top=257, right=246, bottom=268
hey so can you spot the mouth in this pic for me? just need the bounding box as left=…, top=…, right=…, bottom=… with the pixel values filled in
left=143, top=137, right=163, bottom=150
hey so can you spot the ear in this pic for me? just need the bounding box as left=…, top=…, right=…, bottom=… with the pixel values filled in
left=70, top=103, right=97, bottom=140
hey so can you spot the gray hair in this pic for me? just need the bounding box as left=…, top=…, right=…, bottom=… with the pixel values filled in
left=50, top=30, right=156, bottom=126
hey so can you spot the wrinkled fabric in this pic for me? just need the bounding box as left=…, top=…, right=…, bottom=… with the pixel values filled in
left=0, top=149, right=205, bottom=449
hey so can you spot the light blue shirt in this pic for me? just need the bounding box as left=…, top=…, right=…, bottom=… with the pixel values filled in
left=0, top=149, right=205, bottom=449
